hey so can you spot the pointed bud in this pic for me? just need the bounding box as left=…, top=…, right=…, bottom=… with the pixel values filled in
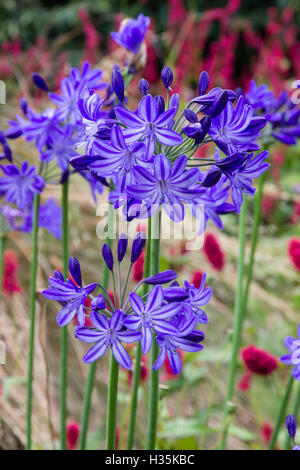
left=32, top=73, right=49, bottom=92
left=161, top=66, right=173, bottom=89
left=169, top=93, right=179, bottom=111
left=91, top=295, right=106, bottom=311
left=144, top=270, right=177, bottom=285
left=155, top=95, right=165, bottom=115
left=131, top=232, right=146, bottom=264
left=117, top=233, right=128, bottom=262
left=139, top=78, right=149, bottom=96
left=102, top=244, right=114, bottom=270
left=112, top=69, right=125, bottom=102
left=163, top=286, right=189, bottom=302
left=286, top=415, right=297, bottom=439
left=198, top=71, right=209, bottom=96
left=20, top=98, right=28, bottom=115
left=68, top=257, right=82, bottom=286
left=210, top=90, right=228, bottom=118
left=184, top=109, right=198, bottom=123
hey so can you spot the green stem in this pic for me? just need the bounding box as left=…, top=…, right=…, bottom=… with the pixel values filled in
left=269, top=375, right=294, bottom=450
left=106, top=353, right=120, bottom=449
left=242, top=175, right=265, bottom=321
left=60, top=180, right=69, bottom=450
left=26, top=193, right=40, bottom=450
left=127, top=220, right=152, bottom=450
left=0, top=235, right=6, bottom=302
left=79, top=200, right=114, bottom=450
left=284, top=381, right=300, bottom=449
left=146, top=211, right=161, bottom=450
left=220, top=198, right=247, bottom=450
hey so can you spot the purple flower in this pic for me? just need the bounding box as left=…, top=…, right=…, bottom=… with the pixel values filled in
left=139, top=78, right=149, bottom=96
left=86, top=125, right=146, bottom=176
left=182, top=273, right=212, bottom=325
left=112, top=69, right=125, bottom=102
left=0, top=162, right=44, bottom=210
left=245, top=80, right=276, bottom=112
left=191, top=173, right=234, bottom=232
left=40, top=124, right=77, bottom=172
left=153, top=320, right=205, bottom=375
left=118, top=233, right=128, bottom=262
left=131, top=231, right=146, bottom=263
left=161, top=66, right=173, bottom=89
left=111, top=14, right=150, bottom=55
left=0, top=130, right=12, bottom=162
left=127, top=154, right=201, bottom=222
left=38, top=198, right=62, bottom=239
left=42, top=259, right=97, bottom=326
left=22, top=108, right=61, bottom=151
left=124, top=285, right=180, bottom=354
left=286, top=415, right=297, bottom=439
left=69, top=62, right=106, bottom=93
left=209, top=96, right=266, bottom=155
left=32, top=73, right=49, bottom=92
left=75, top=309, right=142, bottom=368
left=102, top=243, right=114, bottom=270
left=115, top=94, right=183, bottom=157
left=280, top=324, right=300, bottom=380
left=144, top=270, right=177, bottom=285
left=182, top=112, right=211, bottom=145
left=49, top=78, right=81, bottom=124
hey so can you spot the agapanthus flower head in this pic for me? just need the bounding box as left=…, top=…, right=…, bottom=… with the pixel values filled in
left=280, top=324, right=300, bottom=380
left=111, top=14, right=150, bottom=55
left=0, top=161, right=44, bottom=210
left=44, top=234, right=211, bottom=373
left=241, top=344, right=278, bottom=376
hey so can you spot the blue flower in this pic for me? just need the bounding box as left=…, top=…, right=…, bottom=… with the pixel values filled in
left=245, top=80, right=276, bottom=112
left=153, top=319, right=205, bottom=375
left=124, top=285, right=181, bottom=354
left=75, top=309, right=142, bottom=368
left=42, top=258, right=97, bottom=327
left=111, top=14, right=150, bottom=55
left=0, top=162, right=44, bottom=210
left=280, top=324, right=300, bottom=380
left=0, top=129, right=12, bottom=162
left=126, top=154, right=201, bottom=222
left=49, top=78, right=82, bottom=124
left=182, top=112, right=211, bottom=145
left=40, top=124, right=78, bottom=172
left=115, top=94, right=183, bottom=157
left=38, top=198, right=62, bottom=240
left=208, top=96, right=266, bottom=155
left=85, top=125, right=147, bottom=176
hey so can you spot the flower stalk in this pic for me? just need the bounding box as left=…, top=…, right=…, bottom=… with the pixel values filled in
left=127, top=220, right=151, bottom=450
left=220, top=198, right=247, bottom=449
left=146, top=211, right=161, bottom=450
left=26, top=193, right=40, bottom=450
left=60, top=180, right=69, bottom=449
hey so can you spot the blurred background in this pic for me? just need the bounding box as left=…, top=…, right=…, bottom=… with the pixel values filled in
left=0, top=0, right=300, bottom=450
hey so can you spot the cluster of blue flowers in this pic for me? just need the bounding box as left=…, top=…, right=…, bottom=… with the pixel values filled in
left=43, top=233, right=211, bottom=374
left=286, top=415, right=300, bottom=450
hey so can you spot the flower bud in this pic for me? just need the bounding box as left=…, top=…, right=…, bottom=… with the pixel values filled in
left=68, top=257, right=82, bottom=287
left=198, top=71, right=209, bottom=96
left=32, top=73, right=49, bottom=92
left=161, top=66, right=173, bottom=89
left=91, top=295, right=106, bottom=311
left=286, top=415, right=297, bottom=439
left=102, top=243, right=114, bottom=270
left=144, top=270, right=177, bottom=285
left=112, top=69, right=125, bottom=102
left=139, top=78, right=149, bottom=96
left=131, top=232, right=146, bottom=264
left=184, top=109, right=198, bottom=123
left=118, top=233, right=128, bottom=262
